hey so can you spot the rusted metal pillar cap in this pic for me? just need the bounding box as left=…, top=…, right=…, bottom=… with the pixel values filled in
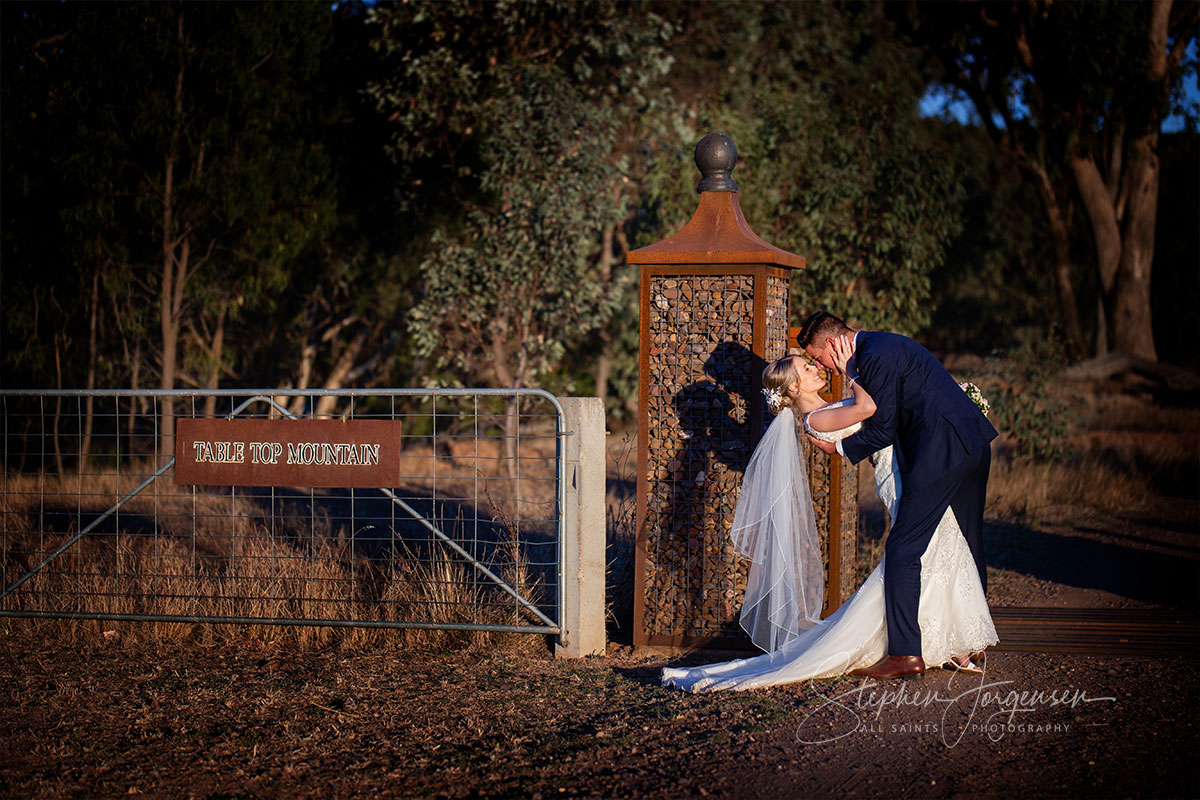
left=695, top=132, right=739, bottom=193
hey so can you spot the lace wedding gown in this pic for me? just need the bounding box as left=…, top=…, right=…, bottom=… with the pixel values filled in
left=661, top=399, right=998, bottom=692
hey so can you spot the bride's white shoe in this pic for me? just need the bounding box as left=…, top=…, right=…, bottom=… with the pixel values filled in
left=942, top=654, right=983, bottom=674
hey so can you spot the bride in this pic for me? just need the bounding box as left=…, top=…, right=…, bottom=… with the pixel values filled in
left=661, top=346, right=997, bottom=692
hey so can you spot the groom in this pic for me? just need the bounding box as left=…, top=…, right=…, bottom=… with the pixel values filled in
left=800, top=311, right=998, bottom=680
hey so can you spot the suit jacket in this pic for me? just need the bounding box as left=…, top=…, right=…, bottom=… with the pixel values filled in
left=839, top=331, right=998, bottom=493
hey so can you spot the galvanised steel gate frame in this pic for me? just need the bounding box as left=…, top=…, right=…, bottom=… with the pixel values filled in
left=0, top=388, right=566, bottom=645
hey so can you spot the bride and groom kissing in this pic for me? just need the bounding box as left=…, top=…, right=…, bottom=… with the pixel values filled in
left=662, top=311, right=999, bottom=692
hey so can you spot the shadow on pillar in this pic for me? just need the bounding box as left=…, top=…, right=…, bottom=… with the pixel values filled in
left=659, top=342, right=766, bottom=639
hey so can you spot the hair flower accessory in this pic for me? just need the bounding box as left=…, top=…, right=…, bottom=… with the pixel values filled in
left=762, top=386, right=784, bottom=414
left=958, top=381, right=991, bottom=416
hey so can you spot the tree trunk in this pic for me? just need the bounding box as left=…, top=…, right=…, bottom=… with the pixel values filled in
left=312, top=330, right=368, bottom=418
left=489, top=331, right=524, bottom=480
left=1113, top=0, right=1169, bottom=362
left=1028, top=164, right=1087, bottom=358
left=595, top=349, right=611, bottom=409
left=80, top=264, right=101, bottom=472
left=594, top=223, right=617, bottom=405
left=1064, top=0, right=1173, bottom=362
left=1070, top=136, right=1160, bottom=362
left=52, top=333, right=65, bottom=475
left=128, top=341, right=142, bottom=440
left=502, top=394, right=520, bottom=482
left=288, top=341, right=318, bottom=417
left=1094, top=296, right=1108, bottom=358
left=201, top=302, right=227, bottom=419
left=1110, top=133, right=1159, bottom=360
left=159, top=199, right=188, bottom=462
left=159, top=9, right=191, bottom=462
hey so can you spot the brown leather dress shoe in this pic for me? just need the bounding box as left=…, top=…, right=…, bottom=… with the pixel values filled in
left=849, top=655, right=926, bottom=680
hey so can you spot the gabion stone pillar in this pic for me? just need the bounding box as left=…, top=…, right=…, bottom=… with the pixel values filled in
left=802, top=365, right=860, bottom=619
left=628, top=132, right=806, bottom=650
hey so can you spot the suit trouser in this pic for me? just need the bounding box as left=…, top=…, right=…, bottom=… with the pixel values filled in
left=883, top=443, right=991, bottom=657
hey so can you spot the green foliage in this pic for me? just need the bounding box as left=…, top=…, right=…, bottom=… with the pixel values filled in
left=984, top=333, right=1075, bottom=464
left=7, top=0, right=1190, bottom=406
left=896, top=0, right=1185, bottom=155
left=2, top=1, right=339, bottom=388
left=367, top=0, right=673, bottom=214
left=918, top=120, right=1064, bottom=353
left=896, top=0, right=1199, bottom=360
left=638, top=1, right=964, bottom=336
left=405, top=64, right=625, bottom=387
left=368, top=0, right=673, bottom=388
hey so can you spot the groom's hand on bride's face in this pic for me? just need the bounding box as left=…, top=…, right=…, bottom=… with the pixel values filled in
left=807, top=433, right=837, bottom=455
left=831, top=335, right=853, bottom=374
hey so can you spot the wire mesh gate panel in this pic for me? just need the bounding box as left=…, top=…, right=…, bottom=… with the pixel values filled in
left=0, top=389, right=563, bottom=639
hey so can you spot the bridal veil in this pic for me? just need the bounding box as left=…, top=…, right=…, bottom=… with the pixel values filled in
left=730, top=407, right=824, bottom=652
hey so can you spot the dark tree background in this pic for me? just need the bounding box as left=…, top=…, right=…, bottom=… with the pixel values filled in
left=896, top=0, right=1199, bottom=362
left=3, top=0, right=1197, bottom=418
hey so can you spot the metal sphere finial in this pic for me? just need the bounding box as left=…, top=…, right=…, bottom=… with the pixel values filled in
left=695, top=132, right=739, bottom=193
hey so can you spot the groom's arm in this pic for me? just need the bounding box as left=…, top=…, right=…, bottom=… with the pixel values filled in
left=838, top=358, right=898, bottom=465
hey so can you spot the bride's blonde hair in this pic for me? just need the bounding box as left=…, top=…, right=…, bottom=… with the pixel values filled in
left=761, top=356, right=799, bottom=414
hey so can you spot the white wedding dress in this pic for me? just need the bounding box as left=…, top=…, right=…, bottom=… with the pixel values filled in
left=661, top=399, right=998, bottom=692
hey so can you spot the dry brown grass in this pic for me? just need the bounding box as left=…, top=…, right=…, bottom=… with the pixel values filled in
left=1, top=465, right=547, bottom=654
left=826, top=384, right=1198, bottom=588
left=987, top=453, right=1152, bottom=520
left=987, top=390, right=1199, bottom=523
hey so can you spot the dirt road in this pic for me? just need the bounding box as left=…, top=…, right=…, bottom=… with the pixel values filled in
left=2, top=639, right=1196, bottom=799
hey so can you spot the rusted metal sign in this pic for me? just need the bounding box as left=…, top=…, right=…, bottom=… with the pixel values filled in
left=175, top=418, right=402, bottom=488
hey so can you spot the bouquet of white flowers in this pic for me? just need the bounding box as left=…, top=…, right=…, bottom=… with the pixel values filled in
left=958, top=381, right=991, bottom=416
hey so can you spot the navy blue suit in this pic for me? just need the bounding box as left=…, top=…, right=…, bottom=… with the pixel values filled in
left=840, top=332, right=998, bottom=657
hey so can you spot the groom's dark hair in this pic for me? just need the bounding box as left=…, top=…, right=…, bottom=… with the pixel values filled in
left=797, top=311, right=852, bottom=349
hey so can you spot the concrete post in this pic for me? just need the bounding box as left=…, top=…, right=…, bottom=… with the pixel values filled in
left=555, top=396, right=607, bottom=658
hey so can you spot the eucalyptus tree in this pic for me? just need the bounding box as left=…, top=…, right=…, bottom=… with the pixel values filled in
left=367, top=0, right=967, bottom=442
left=639, top=0, right=964, bottom=337
left=367, top=0, right=674, bottom=460
left=3, top=1, right=340, bottom=455
left=898, top=0, right=1199, bottom=361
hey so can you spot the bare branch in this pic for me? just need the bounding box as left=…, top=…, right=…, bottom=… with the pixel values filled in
left=1148, top=0, right=1172, bottom=80
left=320, top=315, right=361, bottom=344
left=249, top=51, right=274, bottom=73
left=1014, top=19, right=1035, bottom=71
left=1166, top=3, right=1199, bottom=71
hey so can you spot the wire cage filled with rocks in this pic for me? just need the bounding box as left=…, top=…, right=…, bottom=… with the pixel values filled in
left=629, top=133, right=857, bottom=650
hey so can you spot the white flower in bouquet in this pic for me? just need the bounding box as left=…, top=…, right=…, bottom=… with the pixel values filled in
left=958, top=381, right=991, bottom=416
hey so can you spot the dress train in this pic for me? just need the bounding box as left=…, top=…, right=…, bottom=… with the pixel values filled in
left=661, top=401, right=997, bottom=692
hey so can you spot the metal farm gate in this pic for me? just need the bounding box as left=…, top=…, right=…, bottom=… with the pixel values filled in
left=0, top=389, right=565, bottom=642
